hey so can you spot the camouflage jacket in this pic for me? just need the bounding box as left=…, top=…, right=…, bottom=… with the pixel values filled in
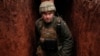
left=35, top=16, right=73, bottom=56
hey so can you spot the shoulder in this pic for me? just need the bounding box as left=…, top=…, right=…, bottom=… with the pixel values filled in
left=55, top=16, right=69, bottom=30
left=54, top=16, right=66, bottom=25
left=35, top=18, right=44, bottom=31
left=35, top=18, right=43, bottom=27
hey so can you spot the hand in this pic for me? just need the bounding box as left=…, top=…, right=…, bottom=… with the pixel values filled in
left=36, top=46, right=45, bottom=56
left=40, top=38, right=45, bottom=43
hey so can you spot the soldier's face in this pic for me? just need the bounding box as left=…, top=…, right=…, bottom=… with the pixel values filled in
left=42, top=11, right=54, bottom=23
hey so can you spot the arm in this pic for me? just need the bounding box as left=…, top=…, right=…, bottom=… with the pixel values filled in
left=35, top=21, right=45, bottom=56
left=58, top=20, right=73, bottom=56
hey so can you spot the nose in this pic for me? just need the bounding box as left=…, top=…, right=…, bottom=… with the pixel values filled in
left=45, top=14, right=50, bottom=18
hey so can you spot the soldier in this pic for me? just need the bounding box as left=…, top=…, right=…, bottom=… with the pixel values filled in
left=35, top=1, right=73, bottom=56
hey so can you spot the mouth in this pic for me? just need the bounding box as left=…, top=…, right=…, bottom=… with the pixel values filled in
left=45, top=19, right=51, bottom=23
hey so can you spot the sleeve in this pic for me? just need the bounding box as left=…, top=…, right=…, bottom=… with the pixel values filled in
left=58, top=20, right=73, bottom=56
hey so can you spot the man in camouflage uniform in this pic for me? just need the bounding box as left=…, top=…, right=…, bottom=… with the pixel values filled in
left=35, top=1, right=73, bottom=56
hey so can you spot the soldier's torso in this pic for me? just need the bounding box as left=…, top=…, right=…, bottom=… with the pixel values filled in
left=37, top=16, right=59, bottom=52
